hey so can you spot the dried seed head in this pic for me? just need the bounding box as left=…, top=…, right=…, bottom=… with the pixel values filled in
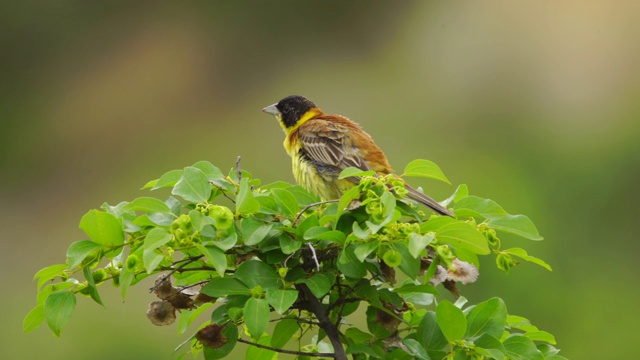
left=146, top=301, right=176, bottom=326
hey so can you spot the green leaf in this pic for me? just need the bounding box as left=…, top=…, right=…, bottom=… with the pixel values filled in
left=271, top=318, right=299, bottom=348
left=124, top=197, right=172, bottom=213
left=279, top=233, right=301, bottom=254
left=344, top=327, right=373, bottom=344
left=346, top=344, right=386, bottom=358
left=524, top=331, right=556, bottom=344
left=34, top=264, right=67, bottom=289
left=453, top=196, right=543, bottom=240
left=143, top=228, right=172, bottom=273
left=44, top=290, right=76, bottom=336
left=488, top=215, right=543, bottom=240
left=118, top=261, right=135, bottom=299
left=505, top=248, right=552, bottom=271
left=246, top=335, right=277, bottom=360
left=202, top=324, right=238, bottom=359
left=436, top=300, right=467, bottom=342
left=474, top=333, right=506, bottom=358
left=287, top=185, right=320, bottom=206
left=236, top=178, right=260, bottom=215
left=394, top=283, right=438, bottom=295
left=265, top=289, right=298, bottom=314
left=144, top=228, right=172, bottom=250
left=421, top=217, right=489, bottom=255
left=150, top=169, right=183, bottom=190
left=338, top=166, right=376, bottom=179
left=79, top=210, right=124, bottom=254
left=66, top=241, right=103, bottom=270
left=337, top=185, right=362, bottom=218
left=244, top=297, right=270, bottom=340
left=396, top=243, right=420, bottom=278
left=244, top=224, right=273, bottom=246
left=408, top=233, right=435, bottom=258
left=338, top=245, right=368, bottom=278
left=23, top=304, right=44, bottom=333
left=172, top=166, right=211, bottom=203
left=304, top=226, right=346, bottom=244
left=235, top=260, right=280, bottom=290
left=200, top=277, right=250, bottom=297
left=416, top=311, right=448, bottom=351
left=271, top=188, right=299, bottom=219
left=83, top=266, right=103, bottom=305
left=465, top=297, right=507, bottom=339
left=303, top=273, right=334, bottom=298
left=197, top=244, right=227, bottom=277
left=402, top=338, right=431, bottom=360
left=177, top=303, right=214, bottom=334
left=303, top=226, right=329, bottom=240
left=453, top=196, right=507, bottom=219
left=211, top=232, right=238, bottom=251
left=453, top=184, right=469, bottom=202
left=503, top=335, right=544, bottom=360
left=192, top=160, right=224, bottom=180
left=403, top=159, right=451, bottom=184
left=354, top=240, right=379, bottom=262
left=352, top=221, right=371, bottom=240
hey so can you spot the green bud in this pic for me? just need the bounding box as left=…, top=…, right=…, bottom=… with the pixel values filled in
left=436, top=245, right=455, bottom=267
left=92, top=269, right=107, bottom=284
left=359, top=176, right=375, bottom=190
left=496, top=253, right=515, bottom=273
left=382, top=249, right=402, bottom=268
left=278, top=267, right=288, bottom=278
left=126, top=254, right=139, bottom=271
left=178, top=214, right=192, bottom=230
left=77, top=282, right=91, bottom=295
left=174, top=228, right=187, bottom=241
left=209, top=205, right=234, bottom=229
left=250, top=285, right=263, bottom=299
left=485, top=229, right=500, bottom=247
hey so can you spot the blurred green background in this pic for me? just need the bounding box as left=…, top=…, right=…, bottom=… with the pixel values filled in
left=3, top=2, right=639, bottom=359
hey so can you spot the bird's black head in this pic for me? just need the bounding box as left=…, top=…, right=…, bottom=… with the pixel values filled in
left=272, top=95, right=317, bottom=128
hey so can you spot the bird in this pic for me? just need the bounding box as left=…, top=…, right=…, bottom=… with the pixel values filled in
left=262, top=95, right=454, bottom=217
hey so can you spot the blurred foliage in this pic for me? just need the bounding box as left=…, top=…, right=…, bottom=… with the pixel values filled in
left=3, top=1, right=640, bottom=359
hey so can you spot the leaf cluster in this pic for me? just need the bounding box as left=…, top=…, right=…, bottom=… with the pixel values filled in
left=24, top=159, right=564, bottom=360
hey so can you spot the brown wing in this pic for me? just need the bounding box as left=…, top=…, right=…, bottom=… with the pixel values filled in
left=297, top=119, right=372, bottom=174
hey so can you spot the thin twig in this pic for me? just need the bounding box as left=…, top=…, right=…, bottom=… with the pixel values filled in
left=293, top=199, right=339, bottom=225
left=236, top=156, right=242, bottom=181
left=237, top=338, right=335, bottom=358
left=306, top=242, right=320, bottom=271
left=210, top=182, right=236, bottom=203
left=149, top=255, right=204, bottom=293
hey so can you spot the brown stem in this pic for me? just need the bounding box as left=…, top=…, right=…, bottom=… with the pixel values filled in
left=295, top=283, right=347, bottom=360
left=237, top=338, right=334, bottom=357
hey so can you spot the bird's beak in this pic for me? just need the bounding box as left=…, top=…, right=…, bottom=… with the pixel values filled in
left=262, top=103, right=280, bottom=116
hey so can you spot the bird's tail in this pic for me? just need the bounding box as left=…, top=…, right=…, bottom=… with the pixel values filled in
left=405, top=184, right=454, bottom=217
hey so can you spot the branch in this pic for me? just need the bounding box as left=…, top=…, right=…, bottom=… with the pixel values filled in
left=296, top=283, right=347, bottom=360
left=237, top=338, right=334, bottom=358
